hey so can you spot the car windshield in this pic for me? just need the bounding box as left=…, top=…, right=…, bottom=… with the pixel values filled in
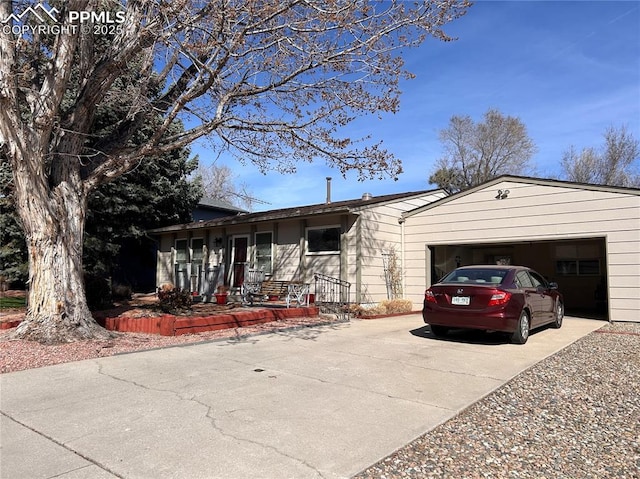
left=440, top=268, right=508, bottom=285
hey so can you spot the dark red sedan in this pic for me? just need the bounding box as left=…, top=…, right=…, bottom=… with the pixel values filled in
left=422, top=265, right=564, bottom=344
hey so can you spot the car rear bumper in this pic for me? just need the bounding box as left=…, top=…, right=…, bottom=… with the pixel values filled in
left=422, top=302, right=520, bottom=333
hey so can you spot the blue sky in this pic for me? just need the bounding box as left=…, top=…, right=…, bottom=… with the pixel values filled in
left=194, top=1, right=640, bottom=211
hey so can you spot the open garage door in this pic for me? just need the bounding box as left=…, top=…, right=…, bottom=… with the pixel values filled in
left=428, top=237, right=608, bottom=319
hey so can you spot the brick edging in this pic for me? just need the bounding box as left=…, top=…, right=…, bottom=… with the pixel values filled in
left=100, top=306, right=320, bottom=336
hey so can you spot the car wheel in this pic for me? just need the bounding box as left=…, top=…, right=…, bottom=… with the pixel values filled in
left=551, top=301, right=564, bottom=329
left=511, top=310, right=530, bottom=345
left=430, top=325, right=449, bottom=337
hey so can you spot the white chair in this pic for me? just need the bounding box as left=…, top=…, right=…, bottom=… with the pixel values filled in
left=286, top=283, right=310, bottom=308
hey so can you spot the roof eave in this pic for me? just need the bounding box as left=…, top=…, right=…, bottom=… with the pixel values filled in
left=148, top=206, right=355, bottom=234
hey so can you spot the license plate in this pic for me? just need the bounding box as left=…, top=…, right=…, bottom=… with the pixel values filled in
left=451, top=296, right=470, bottom=306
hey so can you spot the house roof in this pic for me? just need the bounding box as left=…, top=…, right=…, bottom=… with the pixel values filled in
left=196, top=197, right=248, bottom=214
left=401, top=175, right=640, bottom=219
left=149, top=188, right=444, bottom=234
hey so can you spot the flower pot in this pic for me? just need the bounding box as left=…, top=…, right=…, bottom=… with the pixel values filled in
left=214, top=293, right=228, bottom=305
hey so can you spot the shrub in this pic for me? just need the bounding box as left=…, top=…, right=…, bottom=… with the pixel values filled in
left=349, top=303, right=386, bottom=317
left=85, top=274, right=112, bottom=310
left=349, top=299, right=414, bottom=317
left=380, top=299, right=413, bottom=314
left=112, top=282, right=132, bottom=301
left=157, top=286, right=192, bottom=313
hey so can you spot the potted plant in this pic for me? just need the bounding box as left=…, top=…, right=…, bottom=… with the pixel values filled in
left=214, top=285, right=229, bottom=305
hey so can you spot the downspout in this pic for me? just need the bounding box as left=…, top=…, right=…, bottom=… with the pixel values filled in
left=398, top=216, right=406, bottom=298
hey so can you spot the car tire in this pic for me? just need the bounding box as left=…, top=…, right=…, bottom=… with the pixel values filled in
left=430, top=325, right=449, bottom=337
left=511, top=310, right=530, bottom=345
left=551, top=301, right=564, bottom=329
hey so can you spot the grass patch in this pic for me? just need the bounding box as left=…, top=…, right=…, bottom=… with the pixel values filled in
left=0, top=296, right=26, bottom=308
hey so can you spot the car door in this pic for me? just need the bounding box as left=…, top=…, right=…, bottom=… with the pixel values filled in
left=515, top=270, right=540, bottom=324
left=528, top=271, right=555, bottom=324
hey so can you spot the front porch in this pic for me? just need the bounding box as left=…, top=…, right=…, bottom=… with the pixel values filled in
left=171, top=263, right=351, bottom=317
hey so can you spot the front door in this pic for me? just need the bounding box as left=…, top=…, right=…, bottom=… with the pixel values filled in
left=231, top=236, right=249, bottom=288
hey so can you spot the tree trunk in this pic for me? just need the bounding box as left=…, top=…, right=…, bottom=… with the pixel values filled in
left=11, top=166, right=112, bottom=344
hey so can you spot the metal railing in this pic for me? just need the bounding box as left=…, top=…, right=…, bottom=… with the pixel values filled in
left=313, top=273, right=351, bottom=320
left=241, top=266, right=267, bottom=305
left=174, top=263, right=224, bottom=298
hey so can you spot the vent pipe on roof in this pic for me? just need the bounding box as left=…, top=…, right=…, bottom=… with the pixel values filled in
left=362, top=192, right=373, bottom=200
left=326, top=176, right=332, bottom=204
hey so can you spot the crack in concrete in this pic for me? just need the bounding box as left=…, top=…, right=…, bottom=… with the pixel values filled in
left=1, top=411, right=123, bottom=479
left=93, top=362, right=328, bottom=478
left=202, top=397, right=328, bottom=478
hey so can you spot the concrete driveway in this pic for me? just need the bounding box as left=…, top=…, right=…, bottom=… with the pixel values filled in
left=1, top=315, right=602, bottom=479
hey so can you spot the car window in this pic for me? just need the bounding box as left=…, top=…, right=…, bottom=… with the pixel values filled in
left=516, top=270, right=534, bottom=288
left=441, top=269, right=508, bottom=284
left=529, top=271, right=547, bottom=288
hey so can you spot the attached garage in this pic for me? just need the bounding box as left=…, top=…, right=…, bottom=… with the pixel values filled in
left=401, top=176, right=640, bottom=322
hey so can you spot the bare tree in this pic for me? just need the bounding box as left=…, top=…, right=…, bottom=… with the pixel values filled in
left=560, top=125, right=640, bottom=187
left=195, top=162, right=259, bottom=211
left=0, top=0, right=470, bottom=342
left=429, top=108, right=537, bottom=192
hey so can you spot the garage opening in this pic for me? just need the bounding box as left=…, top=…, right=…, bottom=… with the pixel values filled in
left=428, top=237, right=608, bottom=320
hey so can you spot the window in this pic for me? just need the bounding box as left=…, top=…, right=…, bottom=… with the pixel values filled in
left=175, top=239, right=188, bottom=264
left=556, top=259, right=600, bottom=276
left=191, top=238, right=204, bottom=264
left=515, top=271, right=534, bottom=288
left=578, top=260, right=600, bottom=275
left=255, top=232, right=273, bottom=273
left=555, top=243, right=601, bottom=276
left=556, top=260, right=577, bottom=275
left=529, top=271, right=547, bottom=288
left=307, top=226, right=341, bottom=253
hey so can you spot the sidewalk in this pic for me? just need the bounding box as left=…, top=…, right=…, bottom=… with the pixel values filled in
left=0, top=315, right=603, bottom=479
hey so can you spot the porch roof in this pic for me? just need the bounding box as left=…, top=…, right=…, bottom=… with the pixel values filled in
left=149, top=188, right=442, bottom=234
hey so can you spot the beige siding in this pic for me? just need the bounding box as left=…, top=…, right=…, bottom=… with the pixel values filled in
left=356, top=192, right=446, bottom=303
left=274, top=222, right=303, bottom=280
left=404, top=181, right=640, bottom=322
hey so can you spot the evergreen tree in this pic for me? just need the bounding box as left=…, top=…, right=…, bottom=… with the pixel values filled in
left=1, top=137, right=202, bottom=302
left=83, top=143, right=202, bottom=307
left=0, top=160, right=27, bottom=289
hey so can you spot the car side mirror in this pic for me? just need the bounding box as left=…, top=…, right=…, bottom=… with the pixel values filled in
left=548, top=282, right=558, bottom=290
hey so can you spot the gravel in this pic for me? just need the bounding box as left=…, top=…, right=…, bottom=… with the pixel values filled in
left=2, top=318, right=638, bottom=478
left=354, top=321, right=640, bottom=479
